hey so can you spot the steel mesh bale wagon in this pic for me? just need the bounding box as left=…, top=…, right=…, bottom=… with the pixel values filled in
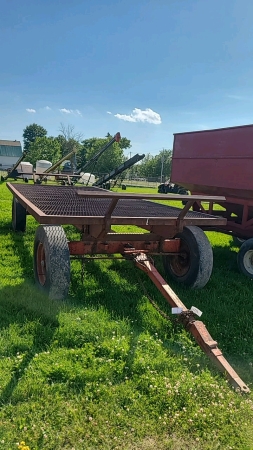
left=170, top=124, right=253, bottom=279
left=6, top=182, right=250, bottom=391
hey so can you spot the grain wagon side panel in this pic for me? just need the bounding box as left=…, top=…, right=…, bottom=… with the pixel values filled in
left=171, top=124, right=253, bottom=198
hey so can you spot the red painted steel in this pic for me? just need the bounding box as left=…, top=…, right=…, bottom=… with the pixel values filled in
left=171, top=124, right=253, bottom=196
left=134, top=252, right=249, bottom=393
left=171, top=124, right=253, bottom=238
left=68, top=238, right=180, bottom=255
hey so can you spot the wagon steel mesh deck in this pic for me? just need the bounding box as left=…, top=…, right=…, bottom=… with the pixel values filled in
left=7, top=183, right=226, bottom=227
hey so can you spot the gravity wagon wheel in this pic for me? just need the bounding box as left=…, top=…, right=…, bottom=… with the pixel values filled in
left=33, top=225, right=70, bottom=300
left=12, top=197, right=27, bottom=232
left=178, top=188, right=188, bottom=195
left=162, top=226, right=213, bottom=289
left=237, top=238, right=253, bottom=279
left=232, top=236, right=245, bottom=248
left=179, top=189, right=189, bottom=205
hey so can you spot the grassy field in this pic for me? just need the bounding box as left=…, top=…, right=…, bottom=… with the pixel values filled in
left=0, top=182, right=253, bottom=449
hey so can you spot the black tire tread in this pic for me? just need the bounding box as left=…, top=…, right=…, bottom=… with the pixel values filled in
left=12, top=198, right=26, bottom=232
left=33, top=225, right=70, bottom=300
left=163, top=226, right=213, bottom=289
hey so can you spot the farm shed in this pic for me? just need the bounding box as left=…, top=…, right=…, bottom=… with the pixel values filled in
left=0, top=140, right=23, bottom=170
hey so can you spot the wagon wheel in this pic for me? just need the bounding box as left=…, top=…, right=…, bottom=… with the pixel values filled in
left=232, top=236, right=245, bottom=248
left=237, top=238, right=253, bottom=279
left=33, top=225, right=70, bottom=300
left=12, top=197, right=27, bottom=232
left=162, top=226, right=213, bottom=288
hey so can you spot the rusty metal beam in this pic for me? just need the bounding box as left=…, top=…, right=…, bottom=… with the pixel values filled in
left=133, top=252, right=250, bottom=393
left=68, top=238, right=180, bottom=256
left=76, top=189, right=226, bottom=203
left=6, top=184, right=227, bottom=230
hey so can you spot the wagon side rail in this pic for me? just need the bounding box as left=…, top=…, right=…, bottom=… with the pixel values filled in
left=6, top=183, right=227, bottom=231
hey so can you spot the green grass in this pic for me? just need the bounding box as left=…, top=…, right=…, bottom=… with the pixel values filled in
left=0, top=182, right=253, bottom=449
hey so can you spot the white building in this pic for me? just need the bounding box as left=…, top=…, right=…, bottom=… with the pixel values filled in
left=0, top=140, right=23, bottom=170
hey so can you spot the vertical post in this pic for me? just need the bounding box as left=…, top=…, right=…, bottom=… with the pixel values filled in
left=160, top=156, right=165, bottom=183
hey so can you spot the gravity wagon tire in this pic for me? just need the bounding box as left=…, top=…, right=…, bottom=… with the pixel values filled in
left=33, top=225, right=70, bottom=300
left=12, top=197, right=27, bottom=232
left=237, top=238, right=253, bottom=279
left=232, top=236, right=245, bottom=248
left=162, top=226, right=213, bottom=289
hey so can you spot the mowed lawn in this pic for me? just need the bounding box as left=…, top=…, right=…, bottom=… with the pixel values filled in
left=0, top=182, right=253, bottom=450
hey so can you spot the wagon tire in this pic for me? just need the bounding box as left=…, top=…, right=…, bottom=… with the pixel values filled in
left=237, top=238, right=253, bottom=279
left=12, top=197, right=27, bottom=232
left=33, top=225, right=70, bottom=300
left=162, top=226, right=213, bottom=288
left=232, top=236, right=245, bottom=248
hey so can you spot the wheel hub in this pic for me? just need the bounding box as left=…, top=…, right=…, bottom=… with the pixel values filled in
left=243, top=250, right=253, bottom=275
left=37, top=242, right=46, bottom=285
left=169, top=241, right=191, bottom=277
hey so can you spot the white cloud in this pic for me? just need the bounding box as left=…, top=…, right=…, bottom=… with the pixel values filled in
left=107, top=111, right=112, bottom=115
left=26, top=108, right=36, bottom=113
left=59, top=108, right=72, bottom=114
left=45, top=106, right=51, bottom=110
left=114, top=108, right=161, bottom=124
left=115, top=113, right=136, bottom=122
left=59, top=108, right=82, bottom=116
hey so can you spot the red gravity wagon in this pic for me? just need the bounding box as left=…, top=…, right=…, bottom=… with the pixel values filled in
left=171, top=123, right=253, bottom=279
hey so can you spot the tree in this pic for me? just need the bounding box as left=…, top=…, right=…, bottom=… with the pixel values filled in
left=56, top=123, right=83, bottom=156
left=55, top=123, right=83, bottom=171
left=25, top=137, right=61, bottom=167
left=79, top=135, right=127, bottom=175
left=138, top=149, right=172, bottom=179
left=23, top=123, right=47, bottom=152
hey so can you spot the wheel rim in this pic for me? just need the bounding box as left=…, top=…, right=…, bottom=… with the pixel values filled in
left=243, top=250, right=253, bottom=275
left=169, top=239, right=191, bottom=277
left=37, top=242, right=46, bottom=285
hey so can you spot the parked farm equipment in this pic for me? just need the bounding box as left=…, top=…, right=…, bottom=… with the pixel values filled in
left=93, top=153, right=145, bottom=189
left=170, top=123, right=253, bottom=280
left=34, top=132, right=122, bottom=185
left=34, top=148, right=77, bottom=185
left=1, top=150, right=29, bottom=182
left=7, top=181, right=249, bottom=392
left=158, top=181, right=188, bottom=195
left=75, top=132, right=121, bottom=178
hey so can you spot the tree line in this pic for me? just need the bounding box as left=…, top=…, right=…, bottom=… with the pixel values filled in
left=22, top=123, right=172, bottom=179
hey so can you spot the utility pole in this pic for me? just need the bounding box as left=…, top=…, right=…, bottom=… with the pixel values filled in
left=160, top=156, right=165, bottom=183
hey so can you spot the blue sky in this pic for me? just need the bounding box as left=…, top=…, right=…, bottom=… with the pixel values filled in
left=1, top=0, right=253, bottom=155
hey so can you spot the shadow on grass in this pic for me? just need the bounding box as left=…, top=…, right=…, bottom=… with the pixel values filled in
left=69, top=253, right=253, bottom=388
left=70, top=256, right=174, bottom=333
left=0, top=282, right=61, bottom=406
left=10, top=231, right=35, bottom=280
left=2, top=222, right=253, bottom=391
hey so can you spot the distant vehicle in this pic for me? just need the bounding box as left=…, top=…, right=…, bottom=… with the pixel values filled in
left=62, top=161, right=72, bottom=173
left=158, top=180, right=189, bottom=195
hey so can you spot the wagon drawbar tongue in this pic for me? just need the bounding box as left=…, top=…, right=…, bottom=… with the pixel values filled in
left=132, top=252, right=250, bottom=394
